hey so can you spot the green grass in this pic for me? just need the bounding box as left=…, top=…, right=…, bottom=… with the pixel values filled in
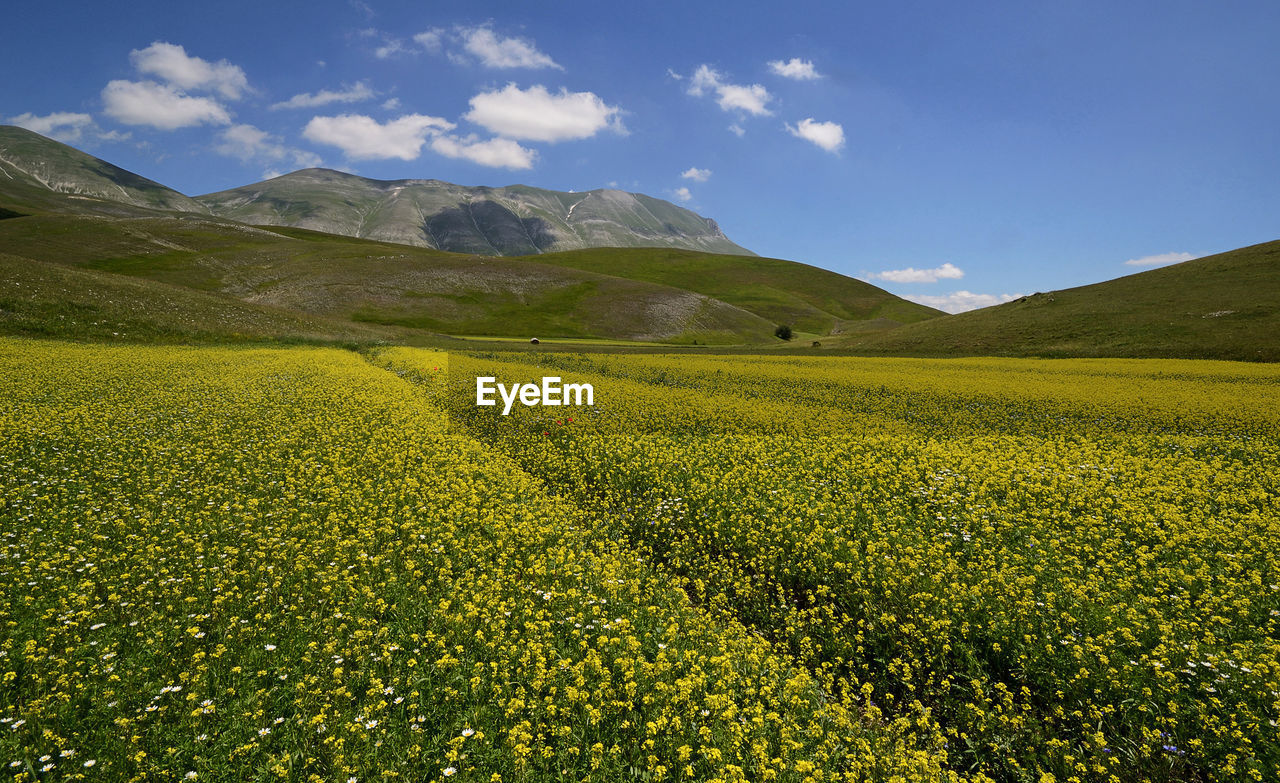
left=0, top=251, right=400, bottom=345
left=350, top=280, right=604, bottom=338
left=522, top=246, right=942, bottom=334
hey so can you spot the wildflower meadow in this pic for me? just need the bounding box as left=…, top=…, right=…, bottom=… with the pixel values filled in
left=2, top=339, right=1277, bottom=782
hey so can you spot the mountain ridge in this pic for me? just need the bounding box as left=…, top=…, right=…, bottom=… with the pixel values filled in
left=194, top=167, right=753, bottom=257
left=0, top=125, right=208, bottom=216
left=0, top=125, right=753, bottom=258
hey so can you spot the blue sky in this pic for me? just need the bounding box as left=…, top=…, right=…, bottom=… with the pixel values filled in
left=5, top=0, right=1279, bottom=311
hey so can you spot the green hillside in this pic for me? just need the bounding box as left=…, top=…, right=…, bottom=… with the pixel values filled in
left=0, top=251, right=399, bottom=344
left=527, top=246, right=942, bottom=334
left=839, top=240, right=1280, bottom=361
left=0, top=213, right=780, bottom=344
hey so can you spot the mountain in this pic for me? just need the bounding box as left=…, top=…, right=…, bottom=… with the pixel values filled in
left=194, top=168, right=753, bottom=256
left=0, top=125, right=207, bottom=216
left=0, top=125, right=750, bottom=257
left=837, top=240, right=1280, bottom=361
left=0, top=126, right=943, bottom=345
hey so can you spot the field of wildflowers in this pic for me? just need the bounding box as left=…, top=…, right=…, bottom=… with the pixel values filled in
left=3, top=338, right=1277, bottom=782
left=0, top=340, right=940, bottom=782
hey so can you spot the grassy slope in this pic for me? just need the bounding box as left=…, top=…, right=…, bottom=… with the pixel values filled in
left=0, top=174, right=181, bottom=221
left=839, top=240, right=1280, bottom=361
left=0, top=214, right=777, bottom=344
left=524, top=246, right=943, bottom=334
left=0, top=251, right=402, bottom=344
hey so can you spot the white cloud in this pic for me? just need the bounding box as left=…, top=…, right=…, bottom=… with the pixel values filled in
left=687, top=65, right=719, bottom=96
left=718, top=84, right=773, bottom=115
left=374, top=38, right=410, bottom=59
left=681, top=167, right=711, bottom=182
left=215, top=123, right=276, bottom=159
left=459, top=26, right=561, bottom=70
left=902, top=291, right=1022, bottom=314
left=215, top=124, right=321, bottom=169
left=687, top=65, right=773, bottom=116
left=382, top=97, right=400, bottom=110
left=786, top=117, right=844, bottom=153
left=412, top=25, right=560, bottom=70
left=129, top=42, right=248, bottom=100
left=102, top=80, right=231, bottom=129
left=271, top=82, right=374, bottom=110
left=464, top=84, right=623, bottom=142
left=1124, top=251, right=1195, bottom=267
left=672, top=187, right=693, bottom=202
left=768, top=58, right=821, bottom=80
left=303, top=113, right=455, bottom=160
left=413, top=29, right=444, bottom=53
left=8, top=112, right=95, bottom=143
left=430, top=135, right=535, bottom=169
left=869, top=262, right=964, bottom=284
left=728, top=123, right=745, bottom=137
left=19, top=114, right=130, bottom=145
left=666, top=68, right=683, bottom=81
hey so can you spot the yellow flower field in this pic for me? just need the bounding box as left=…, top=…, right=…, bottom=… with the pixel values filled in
left=3, top=338, right=1278, bottom=782
left=0, top=339, right=940, bottom=782
left=387, top=348, right=1280, bottom=783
